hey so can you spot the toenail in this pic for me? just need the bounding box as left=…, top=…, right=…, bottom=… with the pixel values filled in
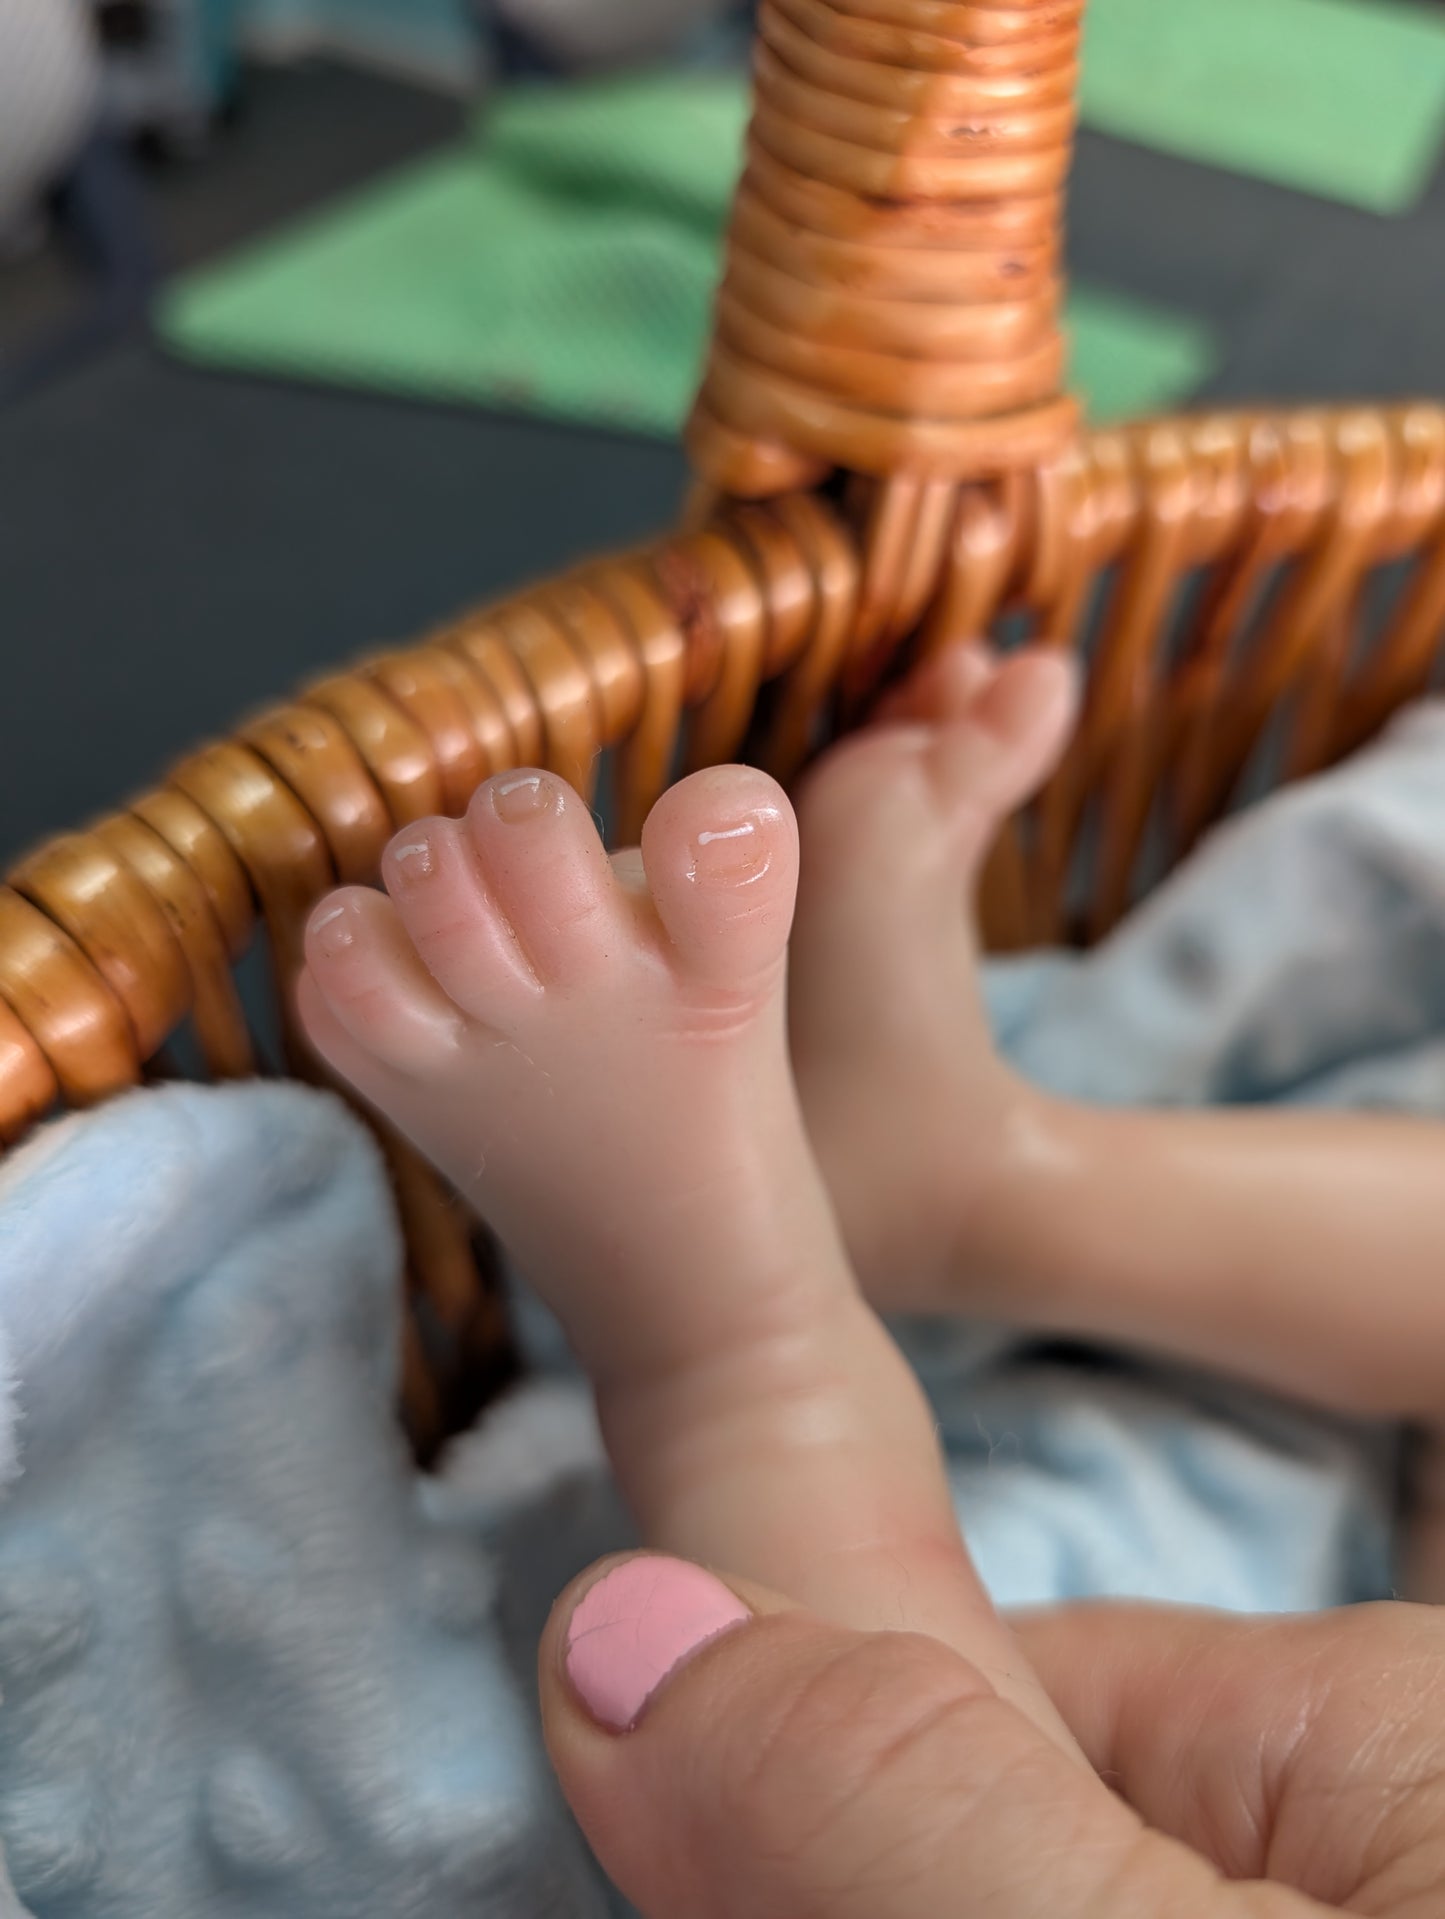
left=389, top=836, right=437, bottom=885
left=307, top=900, right=355, bottom=957
left=687, top=815, right=772, bottom=885
left=491, top=772, right=561, bottom=824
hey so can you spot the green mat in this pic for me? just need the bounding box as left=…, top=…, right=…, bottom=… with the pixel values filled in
left=159, top=75, right=1215, bottom=444
left=1081, top=0, right=1445, bottom=214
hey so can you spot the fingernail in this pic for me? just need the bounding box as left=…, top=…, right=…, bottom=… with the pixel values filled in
left=687, top=815, right=771, bottom=886
left=307, top=900, right=355, bottom=957
left=564, top=1557, right=751, bottom=1733
left=490, top=772, right=559, bottom=825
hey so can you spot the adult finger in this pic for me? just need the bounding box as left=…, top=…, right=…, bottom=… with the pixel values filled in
left=541, top=1554, right=1327, bottom=1919
left=1017, top=1599, right=1445, bottom=1906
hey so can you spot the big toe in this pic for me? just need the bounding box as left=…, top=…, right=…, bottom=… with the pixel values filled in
left=882, top=642, right=1075, bottom=800
left=929, top=646, right=1077, bottom=825
left=875, top=639, right=998, bottom=726
left=641, top=765, right=799, bottom=999
left=818, top=646, right=1074, bottom=845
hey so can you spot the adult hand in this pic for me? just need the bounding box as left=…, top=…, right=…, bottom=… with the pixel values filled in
left=541, top=1553, right=1445, bottom=1918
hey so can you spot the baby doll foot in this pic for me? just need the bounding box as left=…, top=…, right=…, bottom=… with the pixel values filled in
left=789, top=644, right=1076, bottom=1310
left=299, top=760, right=1077, bottom=1743
left=297, top=764, right=827, bottom=1386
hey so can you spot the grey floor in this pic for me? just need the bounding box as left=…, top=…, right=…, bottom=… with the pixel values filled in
left=4, top=56, right=1445, bottom=867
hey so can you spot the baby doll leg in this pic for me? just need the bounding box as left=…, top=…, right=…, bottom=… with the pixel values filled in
left=789, top=641, right=1077, bottom=1310
left=298, top=765, right=1072, bottom=1743
left=790, top=644, right=1445, bottom=1594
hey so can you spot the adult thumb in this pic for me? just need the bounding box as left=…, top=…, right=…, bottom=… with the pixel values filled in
left=540, top=1553, right=1319, bottom=1919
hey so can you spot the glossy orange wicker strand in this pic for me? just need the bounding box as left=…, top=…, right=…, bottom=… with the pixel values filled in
left=757, top=1, right=1081, bottom=114
left=302, top=674, right=448, bottom=829
left=241, top=703, right=394, bottom=887
left=168, top=741, right=335, bottom=982
left=384, top=1133, right=511, bottom=1463
left=769, top=0, right=1081, bottom=76
left=364, top=650, right=494, bottom=820
left=891, top=477, right=968, bottom=650
left=1084, top=429, right=1200, bottom=937
left=1169, top=420, right=1347, bottom=857
left=1162, top=455, right=1297, bottom=854
left=742, top=133, right=1058, bottom=247
left=728, top=193, right=1057, bottom=308
left=703, top=336, right=1079, bottom=480
left=0, top=887, right=140, bottom=1106
left=8, top=833, right=193, bottom=1076
left=715, top=502, right=819, bottom=677
left=1345, top=517, right=1445, bottom=755
left=485, top=600, right=605, bottom=803
left=407, top=643, right=519, bottom=779
left=1286, top=598, right=1356, bottom=787
left=686, top=392, right=828, bottom=497
left=819, top=0, right=1086, bottom=39
left=92, top=812, right=255, bottom=1081
left=722, top=246, right=1060, bottom=363
left=130, top=788, right=256, bottom=960
left=665, top=528, right=772, bottom=771
left=1258, top=424, right=1389, bottom=782
left=750, top=42, right=1077, bottom=165
left=544, top=578, right=649, bottom=750
left=715, top=285, right=1066, bottom=418
left=0, top=996, right=59, bottom=1146
left=840, top=475, right=939, bottom=706
left=849, top=474, right=924, bottom=653
left=584, top=560, right=689, bottom=844
left=1206, top=417, right=1393, bottom=814
left=757, top=490, right=862, bottom=780
left=925, top=476, right=1034, bottom=944
left=441, top=618, right=548, bottom=769
left=921, top=474, right=1021, bottom=654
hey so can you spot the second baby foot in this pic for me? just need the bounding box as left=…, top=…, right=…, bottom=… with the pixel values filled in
left=790, top=643, right=1076, bottom=1310
left=298, top=763, right=1075, bottom=1746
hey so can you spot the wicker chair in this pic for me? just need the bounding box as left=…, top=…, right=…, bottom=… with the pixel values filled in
left=5, top=0, right=1444, bottom=1459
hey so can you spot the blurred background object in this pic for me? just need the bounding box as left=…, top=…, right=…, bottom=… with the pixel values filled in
left=236, top=0, right=748, bottom=88
left=0, top=0, right=159, bottom=404
left=239, top=0, right=478, bottom=89
left=97, top=0, right=242, bottom=149
left=480, top=0, right=744, bottom=75
left=0, top=0, right=102, bottom=249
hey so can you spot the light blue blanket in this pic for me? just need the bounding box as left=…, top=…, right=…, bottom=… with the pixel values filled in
left=0, top=1085, right=604, bottom=1919
left=4, top=701, right=1443, bottom=1914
